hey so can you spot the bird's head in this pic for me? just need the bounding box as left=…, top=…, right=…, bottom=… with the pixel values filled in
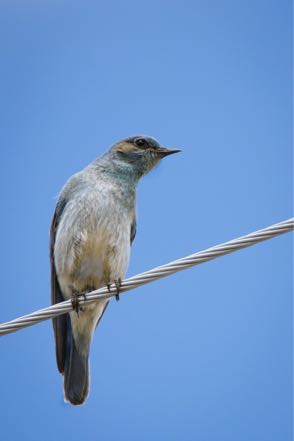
left=110, top=135, right=181, bottom=178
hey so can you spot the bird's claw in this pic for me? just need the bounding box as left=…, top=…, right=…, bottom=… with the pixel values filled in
left=114, top=278, right=122, bottom=301
left=71, top=292, right=87, bottom=314
left=107, top=279, right=122, bottom=301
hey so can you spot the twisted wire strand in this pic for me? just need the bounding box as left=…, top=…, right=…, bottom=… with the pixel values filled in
left=0, top=218, right=293, bottom=336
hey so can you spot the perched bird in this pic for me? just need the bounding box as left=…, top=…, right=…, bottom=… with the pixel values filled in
left=50, top=135, right=180, bottom=405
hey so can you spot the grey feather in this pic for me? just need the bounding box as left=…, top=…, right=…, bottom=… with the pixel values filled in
left=64, top=315, right=89, bottom=405
left=130, top=218, right=136, bottom=244
left=50, top=197, right=68, bottom=373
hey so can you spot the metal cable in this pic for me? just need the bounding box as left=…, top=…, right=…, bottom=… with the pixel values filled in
left=0, top=218, right=293, bottom=336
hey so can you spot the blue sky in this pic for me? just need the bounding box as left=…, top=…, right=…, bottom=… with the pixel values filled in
left=0, top=1, right=292, bottom=440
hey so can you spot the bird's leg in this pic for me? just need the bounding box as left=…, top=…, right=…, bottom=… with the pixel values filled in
left=114, top=278, right=122, bottom=302
left=71, top=291, right=80, bottom=314
left=106, top=279, right=122, bottom=301
left=71, top=289, right=88, bottom=315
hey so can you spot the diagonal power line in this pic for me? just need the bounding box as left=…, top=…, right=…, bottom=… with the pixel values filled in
left=0, top=218, right=293, bottom=336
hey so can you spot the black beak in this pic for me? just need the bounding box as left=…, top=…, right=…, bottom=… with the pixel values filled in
left=156, top=147, right=182, bottom=157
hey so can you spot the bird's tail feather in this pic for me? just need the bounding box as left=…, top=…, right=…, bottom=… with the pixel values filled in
left=64, top=317, right=89, bottom=405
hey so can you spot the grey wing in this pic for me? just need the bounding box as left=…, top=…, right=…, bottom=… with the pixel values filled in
left=130, top=217, right=136, bottom=245
left=50, top=197, right=67, bottom=374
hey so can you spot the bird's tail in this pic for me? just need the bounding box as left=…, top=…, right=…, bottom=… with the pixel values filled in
left=64, top=316, right=90, bottom=405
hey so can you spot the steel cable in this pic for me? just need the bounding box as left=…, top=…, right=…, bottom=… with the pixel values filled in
left=0, top=218, right=293, bottom=336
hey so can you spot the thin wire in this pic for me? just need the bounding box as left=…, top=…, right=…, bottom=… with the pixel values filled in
left=0, top=218, right=293, bottom=336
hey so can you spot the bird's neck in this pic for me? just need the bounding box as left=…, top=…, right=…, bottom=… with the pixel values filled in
left=90, top=151, right=143, bottom=187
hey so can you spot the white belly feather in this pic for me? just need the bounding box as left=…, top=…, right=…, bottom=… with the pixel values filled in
left=53, top=188, right=133, bottom=348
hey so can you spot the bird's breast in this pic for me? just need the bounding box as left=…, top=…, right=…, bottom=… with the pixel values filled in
left=54, top=192, right=133, bottom=294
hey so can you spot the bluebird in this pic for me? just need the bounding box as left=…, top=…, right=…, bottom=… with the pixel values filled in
left=50, top=135, right=180, bottom=405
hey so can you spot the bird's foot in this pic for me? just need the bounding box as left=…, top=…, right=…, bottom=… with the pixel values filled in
left=114, top=278, right=122, bottom=301
left=71, top=291, right=87, bottom=314
left=107, top=278, right=122, bottom=301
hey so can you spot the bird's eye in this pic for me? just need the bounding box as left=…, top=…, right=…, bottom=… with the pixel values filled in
left=135, top=138, right=147, bottom=148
